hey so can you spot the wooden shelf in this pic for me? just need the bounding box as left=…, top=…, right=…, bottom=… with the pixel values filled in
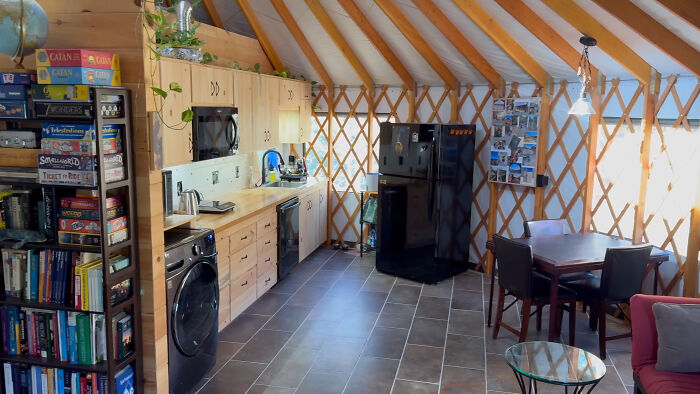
left=164, top=214, right=198, bottom=231
left=0, top=148, right=40, bottom=168
left=0, top=295, right=104, bottom=314
left=0, top=354, right=108, bottom=373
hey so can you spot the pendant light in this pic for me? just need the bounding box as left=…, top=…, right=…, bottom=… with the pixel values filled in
left=569, top=36, right=597, bottom=116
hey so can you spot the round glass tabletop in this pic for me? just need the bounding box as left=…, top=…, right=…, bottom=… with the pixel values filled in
left=505, top=341, right=607, bottom=386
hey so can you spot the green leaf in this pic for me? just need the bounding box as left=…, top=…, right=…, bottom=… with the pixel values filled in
left=182, top=108, right=194, bottom=122
left=272, top=70, right=280, bottom=76
left=151, top=87, right=168, bottom=99
left=254, top=63, right=261, bottom=73
left=280, top=71, right=288, bottom=78
left=169, top=82, right=182, bottom=92
left=311, top=80, right=318, bottom=85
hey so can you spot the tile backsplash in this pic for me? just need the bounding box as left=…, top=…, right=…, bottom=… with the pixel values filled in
left=167, top=154, right=253, bottom=201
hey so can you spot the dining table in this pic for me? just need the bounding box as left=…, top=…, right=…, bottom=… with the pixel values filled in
left=485, top=232, right=670, bottom=341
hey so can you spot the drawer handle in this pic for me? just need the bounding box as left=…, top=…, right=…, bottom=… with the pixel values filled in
left=265, top=222, right=271, bottom=228
left=265, top=278, right=271, bottom=284
left=241, top=254, right=248, bottom=260
left=265, top=240, right=271, bottom=245
left=265, top=257, right=271, bottom=262
left=241, top=235, right=248, bottom=240
left=241, top=280, right=248, bottom=286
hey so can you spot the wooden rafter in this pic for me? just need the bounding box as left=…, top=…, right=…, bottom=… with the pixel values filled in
left=338, top=0, right=413, bottom=90
left=270, top=0, right=333, bottom=89
left=201, top=0, right=224, bottom=29
left=541, top=0, right=653, bottom=85
left=592, top=0, right=700, bottom=79
left=411, top=0, right=500, bottom=87
left=374, top=0, right=457, bottom=90
left=452, top=0, right=549, bottom=88
left=305, top=0, right=373, bottom=90
left=236, top=0, right=284, bottom=72
left=657, top=0, right=700, bottom=31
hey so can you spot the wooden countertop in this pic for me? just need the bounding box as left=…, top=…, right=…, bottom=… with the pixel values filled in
left=194, top=177, right=326, bottom=232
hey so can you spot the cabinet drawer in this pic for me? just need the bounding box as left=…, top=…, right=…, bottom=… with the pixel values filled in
left=229, top=223, right=256, bottom=252
left=230, top=243, right=257, bottom=280
left=230, top=286, right=256, bottom=322
left=230, top=266, right=256, bottom=302
left=256, top=230, right=277, bottom=256
left=218, top=256, right=230, bottom=287
left=216, top=232, right=229, bottom=258
left=218, top=284, right=231, bottom=330
left=257, top=268, right=277, bottom=297
left=257, top=248, right=277, bottom=278
left=256, top=213, right=277, bottom=235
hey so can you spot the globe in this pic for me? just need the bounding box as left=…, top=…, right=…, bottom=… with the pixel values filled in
left=0, top=0, right=48, bottom=66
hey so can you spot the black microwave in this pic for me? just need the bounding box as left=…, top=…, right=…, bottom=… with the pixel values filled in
left=192, top=106, right=239, bottom=162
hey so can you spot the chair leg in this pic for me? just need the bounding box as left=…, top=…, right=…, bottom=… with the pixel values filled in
left=582, top=301, right=587, bottom=313
left=536, top=307, right=542, bottom=332
left=598, top=301, right=607, bottom=359
left=492, top=286, right=506, bottom=339
left=568, top=301, right=576, bottom=346
left=589, top=302, right=599, bottom=331
left=519, top=298, right=532, bottom=342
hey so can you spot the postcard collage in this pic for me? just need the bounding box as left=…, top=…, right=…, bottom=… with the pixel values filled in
left=489, top=97, right=540, bottom=186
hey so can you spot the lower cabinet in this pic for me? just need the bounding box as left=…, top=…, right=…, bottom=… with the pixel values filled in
left=299, top=184, right=329, bottom=262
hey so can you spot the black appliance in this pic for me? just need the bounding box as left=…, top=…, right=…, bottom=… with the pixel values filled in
left=192, top=106, right=239, bottom=162
left=277, top=197, right=300, bottom=280
left=165, top=228, right=218, bottom=394
left=376, top=122, right=476, bottom=284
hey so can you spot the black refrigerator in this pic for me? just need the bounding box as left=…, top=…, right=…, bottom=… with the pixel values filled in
left=376, top=122, right=476, bottom=284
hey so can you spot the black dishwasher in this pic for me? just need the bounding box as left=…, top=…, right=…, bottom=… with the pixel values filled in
left=277, top=197, right=300, bottom=280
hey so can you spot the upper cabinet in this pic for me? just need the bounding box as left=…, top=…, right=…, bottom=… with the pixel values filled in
left=254, top=75, right=279, bottom=151
left=279, top=80, right=301, bottom=109
left=278, top=80, right=313, bottom=144
left=190, top=64, right=233, bottom=107
left=233, top=70, right=255, bottom=153
left=159, top=59, right=193, bottom=168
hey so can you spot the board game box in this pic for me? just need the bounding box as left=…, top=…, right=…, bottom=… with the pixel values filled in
left=39, top=168, right=98, bottom=186
left=42, top=124, right=120, bottom=140
left=0, top=85, right=27, bottom=100
left=0, top=71, right=36, bottom=85
left=37, top=67, right=121, bottom=86
left=0, top=100, right=27, bottom=118
left=38, top=155, right=98, bottom=171
left=58, top=205, right=124, bottom=221
left=31, top=84, right=90, bottom=101
left=40, top=137, right=122, bottom=156
left=35, top=49, right=120, bottom=70
left=60, top=196, right=121, bottom=210
left=58, top=215, right=127, bottom=235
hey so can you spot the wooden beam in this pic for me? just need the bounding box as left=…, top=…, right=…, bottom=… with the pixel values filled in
left=582, top=73, right=605, bottom=232
left=338, top=0, right=413, bottom=90
left=411, top=0, right=500, bottom=87
left=658, top=0, right=700, bottom=31
left=534, top=82, right=552, bottom=220
left=305, top=0, right=373, bottom=90
left=270, top=0, right=333, bottom=89
left=452, top=0, right=548, bottom=88
left=374, top=0, right=457, bottom=90
left=592, top=0, right=700, bottom=79
left=685, top=167, right=700, bottom=297
left=236, top=0, right=284, bottom=72
left=201, top=0, right=224, bottom=29
left=541, top=0, right=653, bottom=85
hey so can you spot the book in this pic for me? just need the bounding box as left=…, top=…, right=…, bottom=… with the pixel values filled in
left=117, top=314, right=132, bottom=360
left=67, top=312, right=78, bottom=365
left=108, top=255, right=130, bottom=274
left=75, top=314, right=91, bottom=365
left=110, top=279, right=131, bottom=306
left=35, top=50, right=120, bottom=70
left=114, top=365, right=133, bottom=394
left=41, top=187, right=58, bottom=241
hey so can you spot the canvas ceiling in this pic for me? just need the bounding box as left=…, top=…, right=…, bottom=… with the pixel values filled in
left=198, top=0, right=699, bottom=86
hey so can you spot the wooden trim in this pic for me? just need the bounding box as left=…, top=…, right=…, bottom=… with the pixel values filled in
left=412, top=0, right=500, bottom=87
left=305, top=0, right=373, bottom=90
left=407, top=88, right=415, bottom=122
left=201, top=0, right=224, bottom=29
left=533, top=81, right=552, bottom=220
left=582, top=71, right=604, bottom=232
left=449, top=85, right=459, bottom=123
left=685, top=178, right=700, bottom=297
left=593, top=0, right=700, bottom=78
left=327, top=86, right=334, bottom=244
left=338, top=0, right=413, bottom=90
left=374, top=0, right=457, bottom=90
left=486, top=182, right=499, bottom=275
left=541, top=0, right=653, bottom=85
left=270, top=0, right=333, bottom=89
left=236, top=0, right=284, bottom=72
left=453, top=0, right=549, bottom=88
left=657, top=0, right=700, bottom=31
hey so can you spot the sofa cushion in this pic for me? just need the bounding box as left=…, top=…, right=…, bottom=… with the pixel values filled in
left=636, top=364, right=700, bottom=394
left=652, top=303, right=700, bottom=373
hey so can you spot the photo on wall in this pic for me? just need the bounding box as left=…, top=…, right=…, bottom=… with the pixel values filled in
left=488, top=97, right=540, bottom=187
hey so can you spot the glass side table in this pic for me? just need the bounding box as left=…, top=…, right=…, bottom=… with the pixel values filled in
left=505, top=341, right=606, bottom=394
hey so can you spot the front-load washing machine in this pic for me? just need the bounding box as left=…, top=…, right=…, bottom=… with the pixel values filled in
left=165, top=228, right=218, bottom=393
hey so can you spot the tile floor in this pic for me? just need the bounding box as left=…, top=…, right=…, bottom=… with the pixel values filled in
left=195, top=247, right=634, bottom=394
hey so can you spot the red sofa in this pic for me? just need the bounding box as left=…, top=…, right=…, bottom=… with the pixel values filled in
left=630, top=294, right=700, bottom=394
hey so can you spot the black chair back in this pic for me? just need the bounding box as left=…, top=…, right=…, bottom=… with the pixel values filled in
left=524, top=219, right=565, bottom=237
left=493, top=234, right=534, bottom=299
left=600, top=245, right=653, bottom=302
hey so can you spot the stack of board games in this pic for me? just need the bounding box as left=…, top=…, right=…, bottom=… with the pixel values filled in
left=3, top=364, right=109, bottom=394
left=56, top=194, right=128, bottom=247
left=0, top=306, right=107, bottom=366
left=38, top=123, right=125, bottom=186
left=0, top=70, right=35, bottom=119
left=33, top=49, right=122, bottom=119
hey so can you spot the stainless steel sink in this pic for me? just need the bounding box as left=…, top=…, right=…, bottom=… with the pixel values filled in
left=261, top=181, right=307, bottom=189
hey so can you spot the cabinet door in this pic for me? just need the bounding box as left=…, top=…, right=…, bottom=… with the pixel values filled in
left=278, top=110, right=300, bottom=144
left=233, top=70, right=255, bottom=153
left=252, top=74, right=267, bottom=150
left=265, top=76, right=280, bottom=148
left=279, top=79, right=300, bottom=109
left=190, top=64, right=233, bottom=106
left=317, top=186, right=328, bottom=247
left=159, top=59, right=193, bottom=167
left=299, top=99, right=312, bottom=143
left=299, top=193, right=314, bottom=262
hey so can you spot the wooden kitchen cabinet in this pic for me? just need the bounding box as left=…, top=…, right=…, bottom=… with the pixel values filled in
left=318, top=185, right=328, bottom=246
left=299, top=98, right=312, bottom=143
left=299, top=192, right=319, bottom=262
left=232, top=70, right=255, bottom=153
left=190, top=64, right=233, bottom=107
left=279, top=79, right=301, bottom=109
left=159, top=59, right=193, bottom=167
left=253, top=75, right=279, bottom=150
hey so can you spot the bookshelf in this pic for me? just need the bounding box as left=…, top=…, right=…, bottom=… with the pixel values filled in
left=0, top=87, right=141, bottom=394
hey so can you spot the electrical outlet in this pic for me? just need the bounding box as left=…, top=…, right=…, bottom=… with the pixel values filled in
left=212, top=170, right=219, bottom=185
left=235, top=166, right=240, bottom=179
left=177, top=181, right=183, bottom=195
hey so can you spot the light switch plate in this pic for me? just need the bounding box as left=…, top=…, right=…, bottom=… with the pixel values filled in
left=212, top=170, right=219, bottom=184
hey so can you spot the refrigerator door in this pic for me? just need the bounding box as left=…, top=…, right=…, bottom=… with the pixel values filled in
left=378, top=122, right=437, bottom=179
left=435, top=124, right=476, bottom=263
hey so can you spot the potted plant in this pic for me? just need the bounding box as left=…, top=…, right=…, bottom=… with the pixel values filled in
left=145, top=0, right=204, bottom=63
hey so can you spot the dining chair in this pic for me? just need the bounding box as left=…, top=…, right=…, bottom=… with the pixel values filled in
left=523, top=219, right=565, bottom=237
left=565, top=244, right=653, bottom=359
left=492, top=235, right=577, bottom=344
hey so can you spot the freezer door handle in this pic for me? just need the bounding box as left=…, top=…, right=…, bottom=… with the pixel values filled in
left=427, top=137, right=437, bottom=220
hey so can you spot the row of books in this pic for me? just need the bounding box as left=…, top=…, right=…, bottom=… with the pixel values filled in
left=0, top=191, right=38, bottom=231
left=1, top=308, right=105, bottom=366
left=2, top=363, right=131, bottom=394
left=1, top=249, right=130, bottom=311
left=57, top=195, right=128, bottom=248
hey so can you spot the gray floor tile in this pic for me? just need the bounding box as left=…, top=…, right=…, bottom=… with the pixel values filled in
left=444, top=334, right=485, bottom=370
left=345, top=356, right=400, bottom=394
left=219, top=313, right=270, bottom=343
left=451, top=290, right=484, bottom=311
left=396, top=344, right=444, bottom=384
left=263, top=305, right=313, bottom=332
left=387, top=285, right=422, bottom=305
left=448, top=309, right=485, bottom=337
left=200, top=360, right=267, bottom=394
left=415, top=296, right=451, bottom=320
left=244, top=292, right=292, bottom=315
left=363, top=326, right=409, bottom=359
left=392, top=379, right=439, bottom=394
left=233, top=330, right=292, bottom=363
left=311, top=336, right=366, bottom=374
left=255, top=346, right=319, bottom=388
left=286, top=285, right=330, bottom=307
left=377, top=303, right=416, bottom=329
left=285, top=319, right=339, bottom=350
left=362, top=275, right=397, bottom=292
left=205, top=341, right=243, bottom=378
left=349, top=290, right=389, bottom=313
left=247, top=385, right=295, bottom=394
left=332, top=310, right=379, bottom=338
left=422, top=279, right=453, bottom=298
left=440, top=366, right=486, bottom=394
left=297, top=370, right=349, bottom=394
left=306, top=269, right=344, bottom=287
left=408, top=317, right=447, bottom=347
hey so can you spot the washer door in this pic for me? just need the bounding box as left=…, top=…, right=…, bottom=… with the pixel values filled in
left=172, top=260, right=218, bottom=356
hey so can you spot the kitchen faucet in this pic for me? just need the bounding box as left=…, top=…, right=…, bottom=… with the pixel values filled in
left=261, top=149, right=285, bottom=185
